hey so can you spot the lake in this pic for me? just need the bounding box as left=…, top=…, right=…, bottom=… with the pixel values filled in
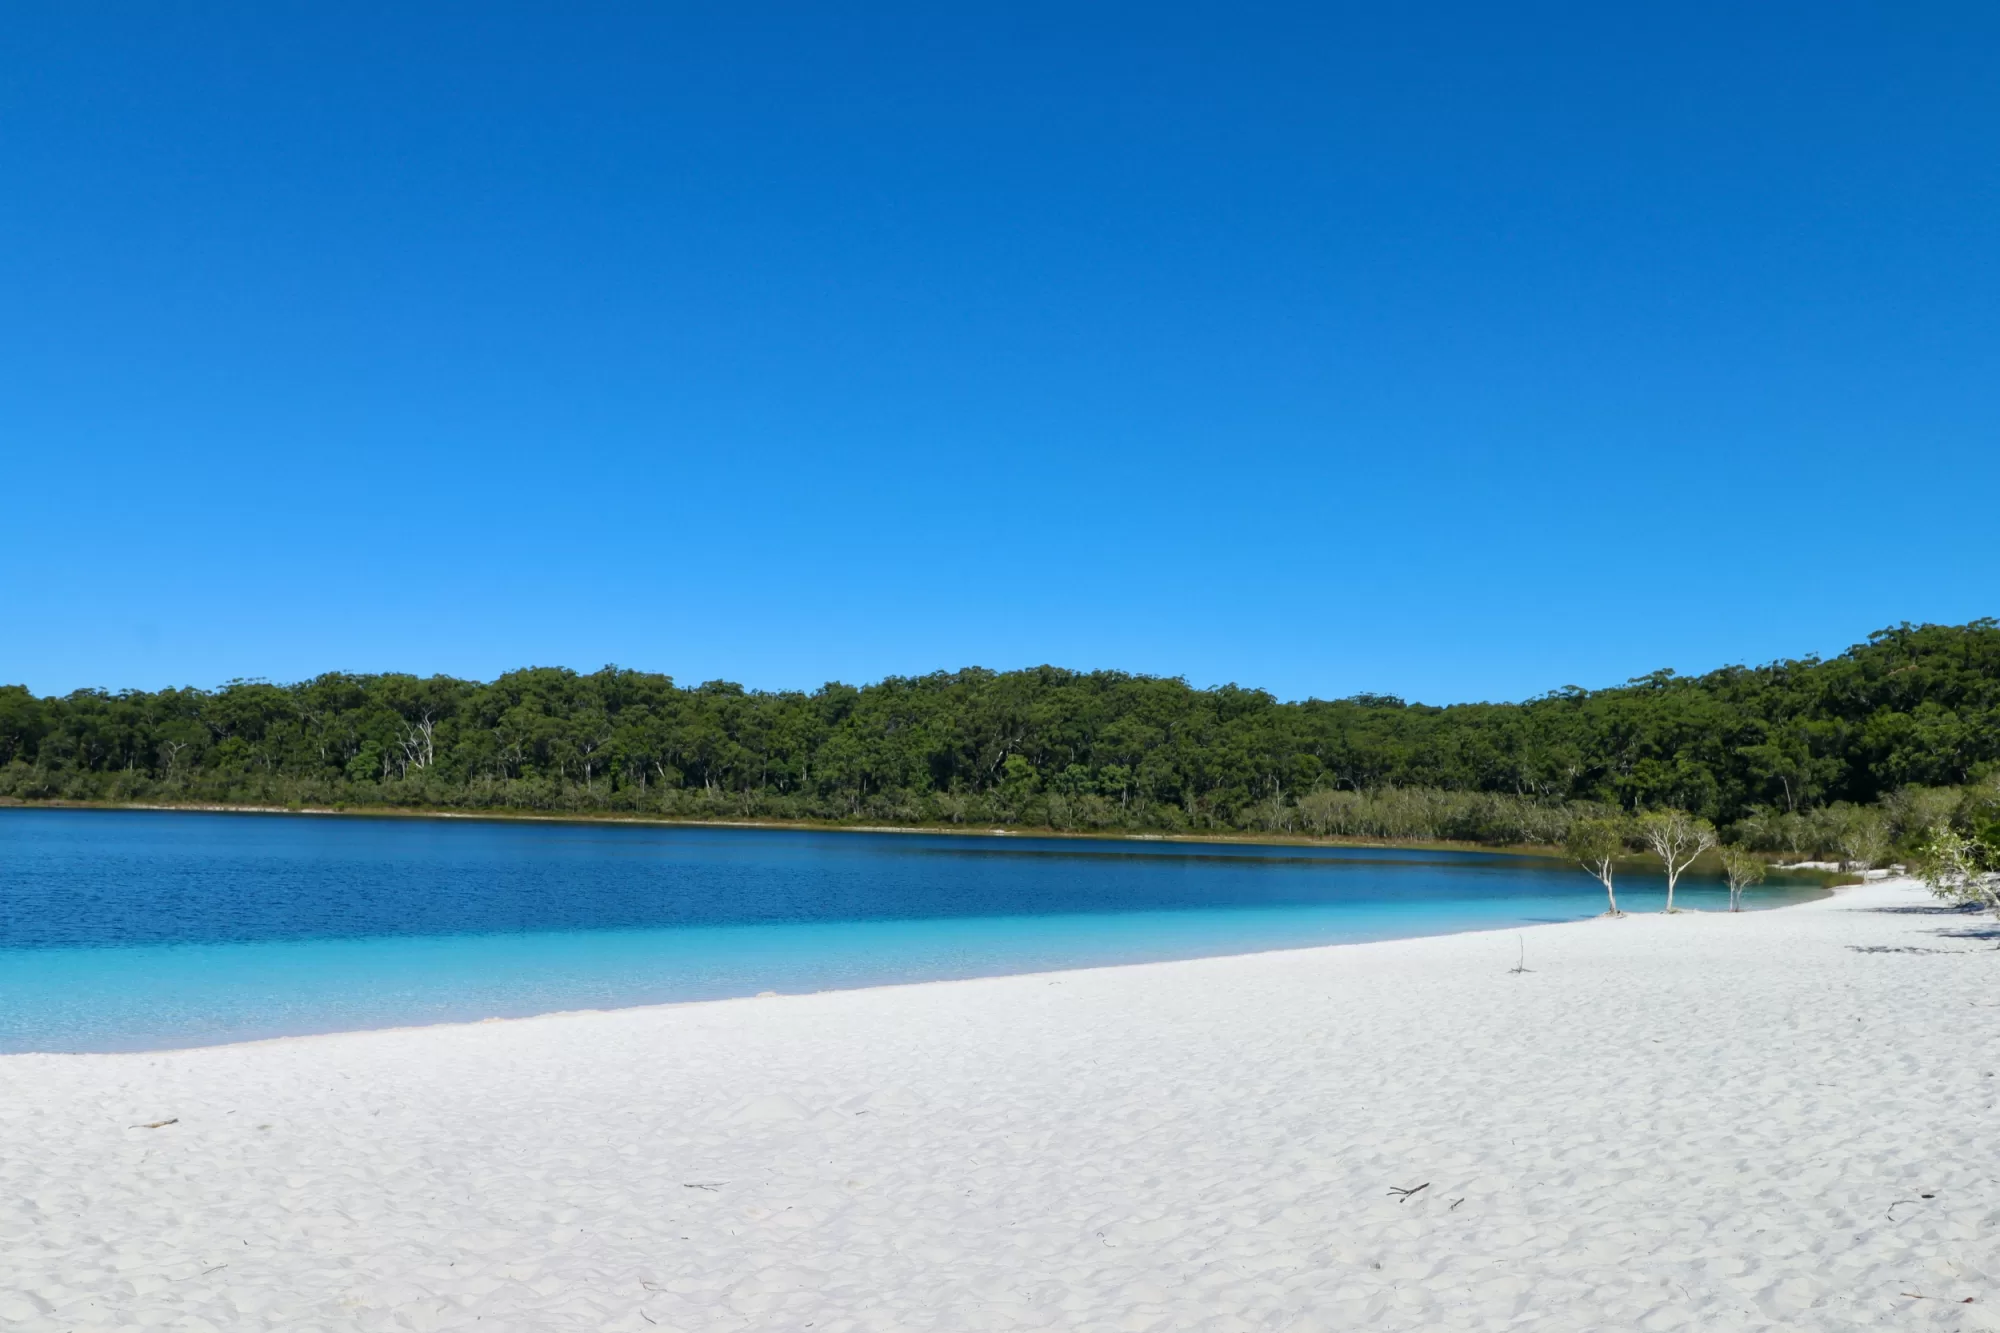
left=0, top=808, right=1823, bottom=1052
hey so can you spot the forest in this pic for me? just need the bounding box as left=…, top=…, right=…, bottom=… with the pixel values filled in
left=4, top=620, right=2000, bottom=857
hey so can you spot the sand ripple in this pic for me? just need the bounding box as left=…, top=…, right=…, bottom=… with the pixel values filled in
left=3, top=877, right=1995, bottom=1330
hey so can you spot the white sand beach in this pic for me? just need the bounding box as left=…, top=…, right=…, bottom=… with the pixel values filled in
left=2, top=876, right=1993, bottom=1331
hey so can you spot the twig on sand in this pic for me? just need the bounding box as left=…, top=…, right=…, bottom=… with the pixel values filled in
left=129, top=1118, right=178, bottom=1129
left=1449, top=1198, right=1464, bottom=1210
left=640, top=1311, right=658, bottom=1324
left=1509, top=938, right=1532, bottom=974
left=682, top=1182, right=725, bottom=1191
left=1387, top=1183, right=1429, bottom=1202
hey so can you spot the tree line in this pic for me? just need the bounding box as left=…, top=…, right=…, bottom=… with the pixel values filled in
left=4, top=620, right=1999, bottom=858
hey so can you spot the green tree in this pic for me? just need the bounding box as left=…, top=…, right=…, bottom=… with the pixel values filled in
left=1911, top=820, right=2000, bottom=929
left=1717, top=844, right=1766, bottom=913
left=1564, top=818, right=1628, bottom=917
left=6, top=619, right=2000, bottom=844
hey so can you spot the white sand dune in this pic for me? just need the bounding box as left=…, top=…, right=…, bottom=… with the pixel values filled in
left=3, top=877, right=1994, bottom=1331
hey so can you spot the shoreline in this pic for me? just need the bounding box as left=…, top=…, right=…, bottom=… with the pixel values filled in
left=4, top=874, right=1989, bottom=1330
left=6, top=879, right=1844, bottom=1061
left=0, top=792, right=1555, bottom=855
left=0, top=795, right=1860, bottom=878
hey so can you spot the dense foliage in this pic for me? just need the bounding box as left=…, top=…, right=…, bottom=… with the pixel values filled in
left=4, top=621, right=1999, bottom=847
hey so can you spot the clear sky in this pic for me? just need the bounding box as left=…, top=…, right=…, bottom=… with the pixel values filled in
left=4, top=4, right=1996, bottom=705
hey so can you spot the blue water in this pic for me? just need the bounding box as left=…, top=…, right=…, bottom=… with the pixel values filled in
left=0, top=809, right=1822, bottom=1053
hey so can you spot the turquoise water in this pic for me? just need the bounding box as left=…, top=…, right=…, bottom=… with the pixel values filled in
left=0, top=809, right=1820, bottom=1052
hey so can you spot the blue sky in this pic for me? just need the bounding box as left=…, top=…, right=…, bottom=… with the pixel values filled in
left=3, top=4, right=1996, bottom=705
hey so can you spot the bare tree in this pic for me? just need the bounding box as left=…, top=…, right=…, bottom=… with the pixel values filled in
left=1255, top=792, right=1293, bottom=834
left=398, top=710, right=437, bottom=775
left=1718, top=844, right=1766, bottom=912
left=1639, top=810, right=1717, bottom=912
left=578, top=734, right=607, bottom=790
left=1564, top=817, right=1626, bottom=916
left=158, top=739, right=189, bottom=783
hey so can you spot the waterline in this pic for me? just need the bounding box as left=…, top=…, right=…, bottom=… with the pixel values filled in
left=0, top=809, right=1821, bottom=1052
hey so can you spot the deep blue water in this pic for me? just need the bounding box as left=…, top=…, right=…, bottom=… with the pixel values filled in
left=0, top=808, right=1821, bottom=1053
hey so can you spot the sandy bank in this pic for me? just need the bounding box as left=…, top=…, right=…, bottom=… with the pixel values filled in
left=2, top=878, right=1993, bottom=1331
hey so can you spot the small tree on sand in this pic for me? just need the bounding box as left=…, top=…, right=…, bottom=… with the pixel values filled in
left=1638, top=810, right=1717, bottom=913
left=1564, top=817, right=1627, bottom=916
left=1718, top=844, right=1766, bottom=913
left=1835, top=806, right=1891, bottom=871
left=1912, top=820, right=2000, bottom=931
